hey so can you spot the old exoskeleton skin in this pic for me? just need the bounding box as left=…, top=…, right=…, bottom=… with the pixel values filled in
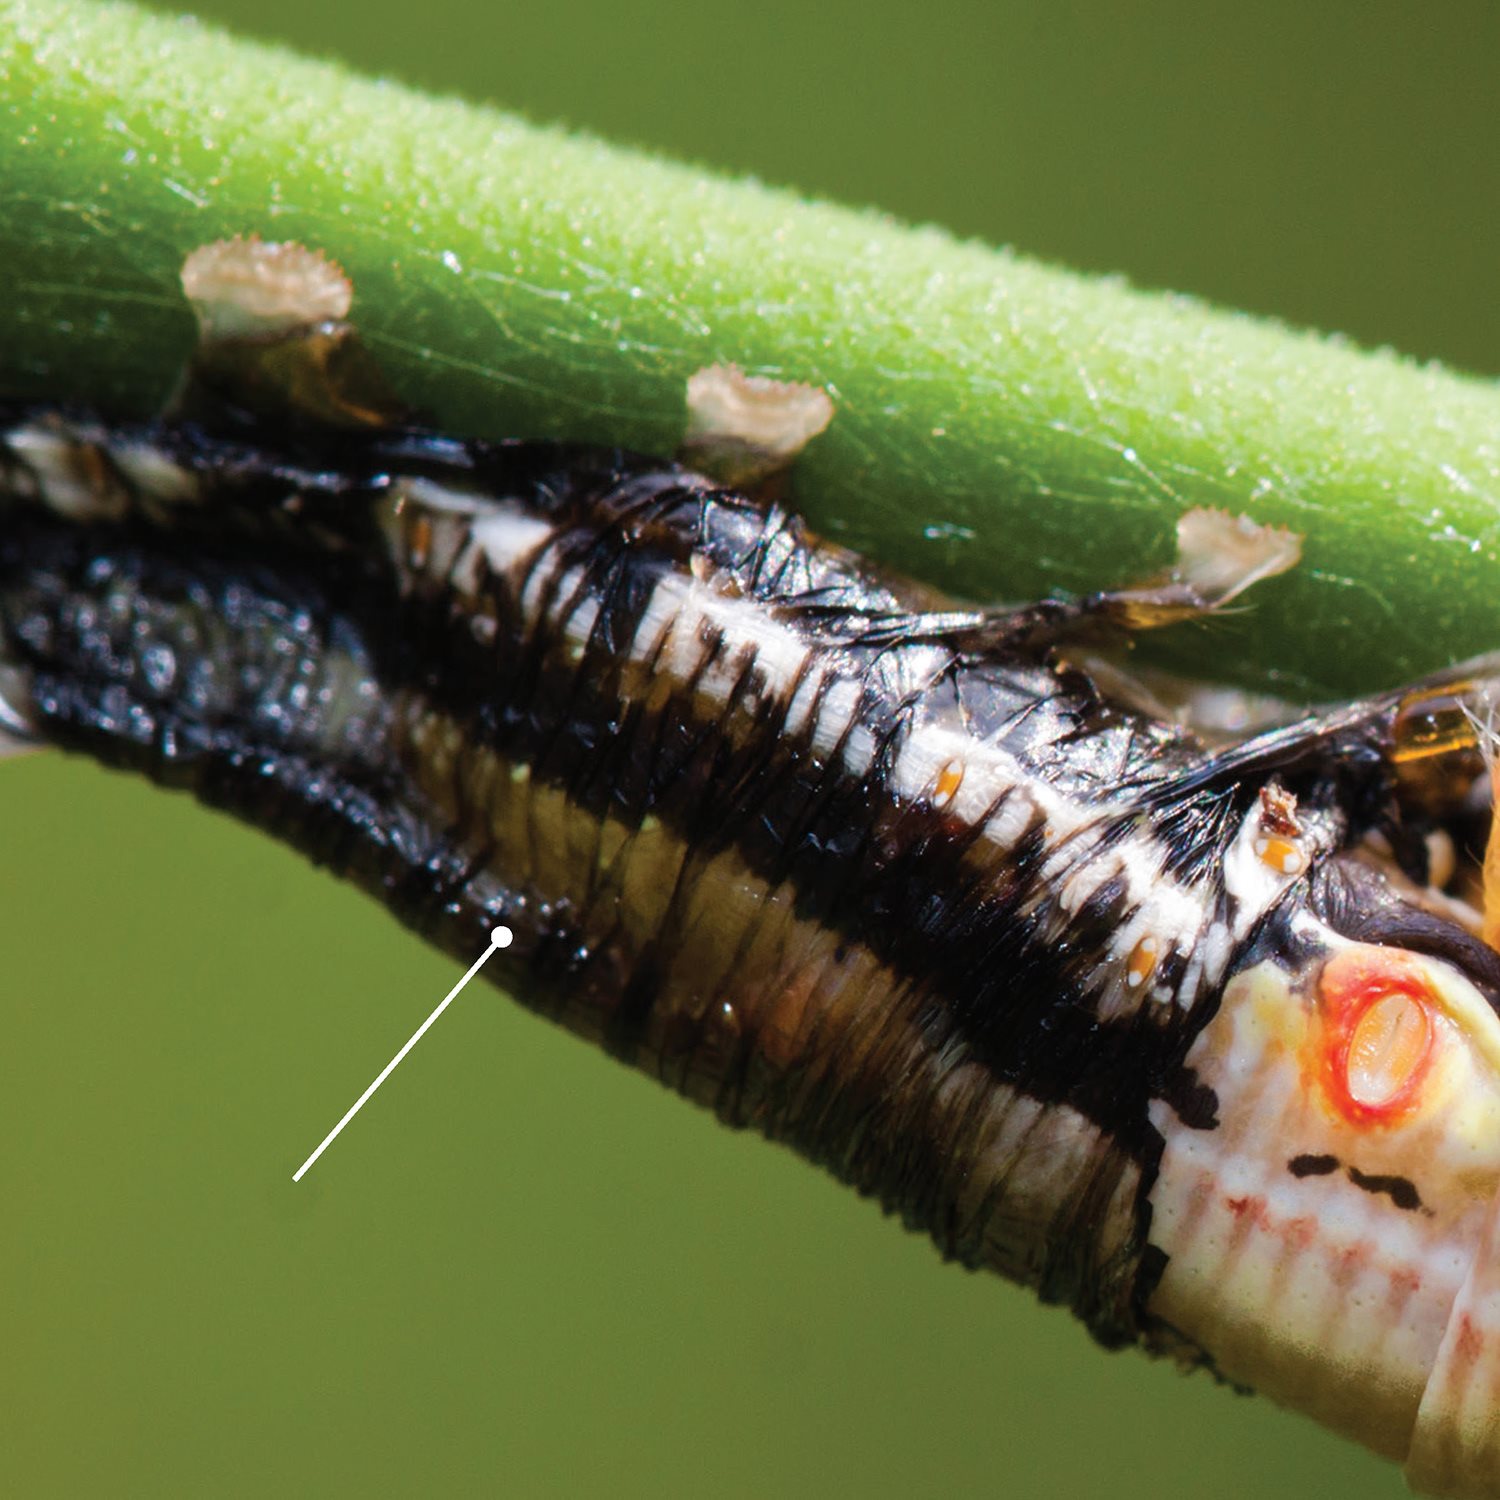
left=5, top=240, right=1500, bottom=1496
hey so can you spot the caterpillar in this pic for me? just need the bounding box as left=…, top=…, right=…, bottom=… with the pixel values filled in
left=4, top=238, right=1500, bottom=1497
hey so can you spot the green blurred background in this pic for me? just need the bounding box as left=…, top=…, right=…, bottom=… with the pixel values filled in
left=5, top=3, right=1500, bottom=1496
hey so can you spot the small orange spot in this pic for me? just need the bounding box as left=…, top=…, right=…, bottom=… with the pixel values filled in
left=1125, top=935, right=1159, bottom=989
left=408, top=515, right=433, bottom=569
left=931, top=758, right=964, bottom=809
left=1254, top=834, right=1307, bottom=876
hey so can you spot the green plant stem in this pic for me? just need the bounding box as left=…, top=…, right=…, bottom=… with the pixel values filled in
left=4, top=0, right=1500, bottom=696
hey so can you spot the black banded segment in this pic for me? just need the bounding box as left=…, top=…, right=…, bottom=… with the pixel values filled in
left=0, top=405, right=1399, bottom=1353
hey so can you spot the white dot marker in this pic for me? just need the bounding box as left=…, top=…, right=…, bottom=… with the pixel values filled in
left=291, top=925, right=514, bottom=1182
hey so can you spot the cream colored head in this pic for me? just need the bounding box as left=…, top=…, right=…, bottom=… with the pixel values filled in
left=1144, top=891, right=1500, bottom=1497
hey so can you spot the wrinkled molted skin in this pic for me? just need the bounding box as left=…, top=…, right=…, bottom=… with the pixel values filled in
left=6, top=239, right=1500, bottom=1497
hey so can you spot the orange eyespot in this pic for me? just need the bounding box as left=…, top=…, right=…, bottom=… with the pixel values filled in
left=1125, top=935, right=1160, bottom=989
left=1318, top=946, right=1437, bottom=1125
left=1346, top=991, right=1431, bottom=1109
left=931, top=758, right=964, bottom=810
left=1254, top=834, right=1307, bottom=876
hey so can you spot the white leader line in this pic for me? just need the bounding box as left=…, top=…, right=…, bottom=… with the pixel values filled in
left=292, top=926, right=514, bottom=1182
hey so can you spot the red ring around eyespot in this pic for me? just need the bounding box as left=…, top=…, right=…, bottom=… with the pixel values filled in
left=1317, top=945, right=1436, bottom=1126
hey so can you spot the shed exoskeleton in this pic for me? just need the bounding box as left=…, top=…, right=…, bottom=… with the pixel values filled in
left=3, top=239, right=1500, bottom=1496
